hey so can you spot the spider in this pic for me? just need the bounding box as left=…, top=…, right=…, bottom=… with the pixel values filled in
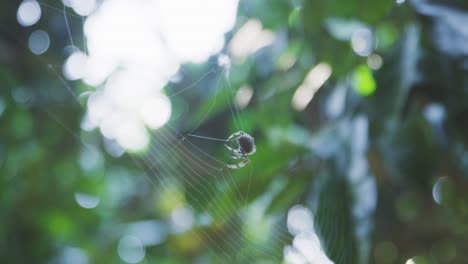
left=225, top=131, right=256, bottom=169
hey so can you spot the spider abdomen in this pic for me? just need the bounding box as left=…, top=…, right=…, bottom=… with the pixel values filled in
left=238, top=135, right=254, bottom=154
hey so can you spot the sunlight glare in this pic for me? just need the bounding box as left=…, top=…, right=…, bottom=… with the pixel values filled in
left=115, top=121, right=150, bottom=152
left=105, top=71, right=165, bottom=110
left=84, top=0, right=178, bottom=79
left=80, top=0, right=239, bottom=151
left=140, top=95, right=172, bottom=129
left=70, top=0, right=97, bottom=16
left=284, top=205, right=334, bottom=264
left=293, top=232, right=334, bottom=264
left=85, top=68, right=169, bottom=150
left=82, top=56, right=115, bottom=86
left=87, top=92, right=112, bottom=131
left=284, top=245, right=307, bottom=264
left=292, top=63, right=332, bottom=111
left=157, top=0, right=239, bottom=63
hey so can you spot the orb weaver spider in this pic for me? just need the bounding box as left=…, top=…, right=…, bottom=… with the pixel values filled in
left=225, top=131, right=256, bottom=169
left=188, top=131, right=256, bottom=169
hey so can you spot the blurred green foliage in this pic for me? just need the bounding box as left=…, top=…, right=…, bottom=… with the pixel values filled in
left=2, top=0, right=468, bottom=263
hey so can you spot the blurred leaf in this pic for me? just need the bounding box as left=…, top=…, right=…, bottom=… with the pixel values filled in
left=311, top=171, right=358, bottom=264
left=353, top=64, right=376, bottom=96
left=266, top=175, right=309, bottom=215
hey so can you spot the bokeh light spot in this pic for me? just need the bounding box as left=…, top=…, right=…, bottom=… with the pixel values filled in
left=351, top=27, right=373, bottom=56
left=287, top=205, right=314, bottom=236
left=424, top=103, right=446, bottom=125
left=229, top=19, right=275, bottom=62
left=367, top=53, right=383, bottom=70
left=284, top=245, right=307, bottom=264
left=235, top=85, right=253, bottom=109
left=158, top=0, right=239, bottom=63
left=217, top=53, right=231, bottom=70
left=17, top=0, right=41, bottom=27
left=58, top=247, right=90, bottom=264
left=28, top=30, right=50, bottom=55
left=126, top=220, right=167, bottom=246
left=12, top=87, right=32, bottom=104
left=115, top=121, right=150, bottom=152
left=170, top=206, right=195, bottom=234
left=292, top=63, right=332, bottom=111
left=405, top=256, right=431, bottom=264
left=74, top=192, right=100, bottom=209
left=118, top=236, right=145, bottom=264
left=79, top=146, right=103, bottom=171
left=432, top=176, right=452, bottom=205
left=64, top=51, right=88, bottom=80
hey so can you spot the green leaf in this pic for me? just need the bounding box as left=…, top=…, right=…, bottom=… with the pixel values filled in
left=266, top=175, right=309, bottom=215
left=353, top=65, right=376, bottom=96
left=311, top=171, right=358, bottom=264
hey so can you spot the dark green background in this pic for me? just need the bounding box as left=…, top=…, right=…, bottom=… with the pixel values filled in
left=1, top=0, right=468, bottom=263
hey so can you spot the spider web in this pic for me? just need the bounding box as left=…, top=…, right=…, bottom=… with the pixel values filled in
left=14, top=1, right=299, bottom=263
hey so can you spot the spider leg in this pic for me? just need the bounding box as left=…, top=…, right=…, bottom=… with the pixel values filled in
left=226, top=131, right=245, bottom=142
left=229, top=149, right=244, bottom=159
left=232, top=149, right=243, bottom=155
left=225, top=146, right=243, bottom=158
left=225, top=145, right=244, bottom=156
left=226, top=156, right=250, bottom=169
left=224, top=144, right=236, bottom=152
